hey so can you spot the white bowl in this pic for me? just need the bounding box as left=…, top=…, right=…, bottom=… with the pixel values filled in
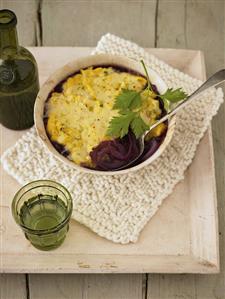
left=34, top=54, right=176, bottom=175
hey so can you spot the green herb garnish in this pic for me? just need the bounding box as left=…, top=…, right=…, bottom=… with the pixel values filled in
left=107, top=60, right=187, bottom=139
left=130, top=115, right=149, bottom=138
left=159, top=88, right=187, bottom=103
left=159, top=88, right=187, bottom=112
left=107, top=88, right=148, bottom=139
left=113, top=89, right=142, bottom=111
left=107, top=112, right=136, bottom=139
left=140, top=59, right=153, bottom=91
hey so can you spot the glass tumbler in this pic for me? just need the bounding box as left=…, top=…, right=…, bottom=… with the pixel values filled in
left=12, top=180, right=73, bottom=251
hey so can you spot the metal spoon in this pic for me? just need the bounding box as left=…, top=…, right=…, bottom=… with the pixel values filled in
left=115, top=69, right=225, bottom=171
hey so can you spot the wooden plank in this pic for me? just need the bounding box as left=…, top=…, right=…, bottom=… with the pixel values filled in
left=184, top=0, right=225, bottom=76
left=148, top=273, right=225, bottom=299
left=156, top=0, right=186, bottom=48
left=0, top=0, right=39, bottom=46
left=147, top=274, right=196, bottom=299
left=41, top=0, right=157, bottom=47
left=148, top=0, right=225, bottom=298
left=148, top=273, right=224, bottom=299
left=0, top=274, right=27, bottom=299
left=29, top=274, right=144, bottom=299
left=195, top=272, right=225, bottom=299
left=157, top=0, right=225, bottom=76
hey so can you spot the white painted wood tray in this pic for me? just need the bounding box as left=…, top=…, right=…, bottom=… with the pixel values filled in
left=0, top=47, right=219, bottom=273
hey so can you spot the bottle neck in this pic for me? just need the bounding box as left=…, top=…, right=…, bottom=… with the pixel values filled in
left=0, top=26, right=19, bottom=51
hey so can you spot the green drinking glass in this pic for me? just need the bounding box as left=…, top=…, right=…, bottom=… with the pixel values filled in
left=12, top=180, right=73, bottom=251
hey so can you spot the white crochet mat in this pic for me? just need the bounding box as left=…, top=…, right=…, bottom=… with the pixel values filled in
left=1, top=34, right=224, bottom=244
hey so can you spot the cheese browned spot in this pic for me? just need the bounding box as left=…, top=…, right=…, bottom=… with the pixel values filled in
left=45, top=67, right=163, bottom=166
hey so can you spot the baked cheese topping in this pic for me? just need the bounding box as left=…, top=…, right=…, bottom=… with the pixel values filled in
left=45, top=67, right=163, bottom=166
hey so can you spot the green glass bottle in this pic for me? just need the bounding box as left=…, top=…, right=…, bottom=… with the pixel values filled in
left=0, top=9, right=39, bottom=130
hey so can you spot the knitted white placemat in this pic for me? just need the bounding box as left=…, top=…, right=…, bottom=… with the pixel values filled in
left=1, top=34, right=224, bottom=244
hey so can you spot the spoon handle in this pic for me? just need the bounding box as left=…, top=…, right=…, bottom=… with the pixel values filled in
left=149, top=69, right=225, bottom=132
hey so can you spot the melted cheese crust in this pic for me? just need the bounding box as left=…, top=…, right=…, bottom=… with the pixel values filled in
left=46, top=67, right=163, bottom=166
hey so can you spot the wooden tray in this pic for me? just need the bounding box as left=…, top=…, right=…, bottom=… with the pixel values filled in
left=0, top=47, right=219, bottom=273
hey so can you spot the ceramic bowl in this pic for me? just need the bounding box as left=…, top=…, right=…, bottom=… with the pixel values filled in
left=34, top=54, right=176, bottom=175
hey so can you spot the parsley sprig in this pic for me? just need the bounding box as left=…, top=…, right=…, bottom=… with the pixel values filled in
left=160, top=88, right=187, bottom=103
left=107, top=91, right=147, bottom=139
left=113, top=90, right=142, bottom=111
left=107, top=61, right=188, bottom=139
left=140, top=59, right=153, bottom=91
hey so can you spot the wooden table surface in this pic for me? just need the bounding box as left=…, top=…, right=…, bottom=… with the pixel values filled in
left=0, top=0, right=224, bottom=298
